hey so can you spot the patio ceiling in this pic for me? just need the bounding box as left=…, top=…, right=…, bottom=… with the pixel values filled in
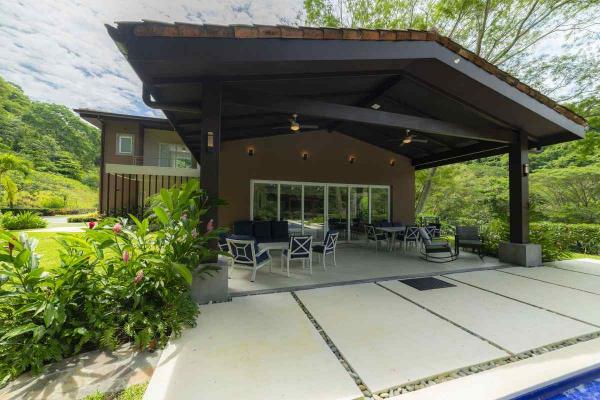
left=106, top=22, right=587, bottom=169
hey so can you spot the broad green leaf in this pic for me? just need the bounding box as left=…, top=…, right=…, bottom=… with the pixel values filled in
left=153, top=207, right=169, bottom=225
left=171, top=262, right=192, bottom=285
left=1, top=323, right=39, bottom=341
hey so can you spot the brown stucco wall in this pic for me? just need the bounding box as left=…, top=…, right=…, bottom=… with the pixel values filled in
left=103, top=119, right=141, bottom=165
left=219, top=130, right=415, bottom=227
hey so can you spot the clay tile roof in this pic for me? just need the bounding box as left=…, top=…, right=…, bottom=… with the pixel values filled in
left=128, top=22, right=587, bottom=128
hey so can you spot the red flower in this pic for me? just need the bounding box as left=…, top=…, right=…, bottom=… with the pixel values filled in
left=122, top=250, right=130, bottom=263
left=207, top=219, right=214, bottom=233
left=134, top=270, right=144, bottom=284
left=88, top=221, right=96, bottom=229
left=113, top=223, right=122, bottom=234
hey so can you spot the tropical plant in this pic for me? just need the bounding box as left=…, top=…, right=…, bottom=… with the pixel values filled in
left=2, top=177, right=17, bottom=208
left=0, top=181, right=221, bottom=385
left=0, top=211, right=47, bottom=230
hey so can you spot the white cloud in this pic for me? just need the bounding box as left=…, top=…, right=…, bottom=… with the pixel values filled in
left=0, top=0, right=302, bottom=117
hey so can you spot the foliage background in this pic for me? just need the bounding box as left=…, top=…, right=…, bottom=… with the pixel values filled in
left=0, top=76, right=99, bottom=210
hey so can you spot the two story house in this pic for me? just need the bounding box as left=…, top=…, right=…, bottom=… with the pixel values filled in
left=75, top=109, right=199, bottom=215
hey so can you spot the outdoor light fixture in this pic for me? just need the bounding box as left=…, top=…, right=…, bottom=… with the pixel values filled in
left=302, top=152, right=309, bottom=160
left=523, top=163, right=529, bottom=176
left=247, top=147, right=255, bottom=156
left=207, top=131, right=214, bottom=151
left=389, top=159, right=396, bottom=167
left=371, top=103, right=381, bottom=110
left=348, top=155, right=356, bottom=164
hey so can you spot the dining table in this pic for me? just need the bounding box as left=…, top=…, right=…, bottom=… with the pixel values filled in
left=375, top=226, right=406, bottom=252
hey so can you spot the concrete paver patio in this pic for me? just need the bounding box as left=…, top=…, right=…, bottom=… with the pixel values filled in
left=143, top=260, right=600, bottom=400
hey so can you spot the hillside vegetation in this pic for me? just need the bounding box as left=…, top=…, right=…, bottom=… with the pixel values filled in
left=0, top=76, right=99, bottom=210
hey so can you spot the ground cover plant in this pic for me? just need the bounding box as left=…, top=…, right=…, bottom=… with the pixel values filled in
left=0, top=211, right=47, bottom=230
left=0, top=181, right=221, bottom=386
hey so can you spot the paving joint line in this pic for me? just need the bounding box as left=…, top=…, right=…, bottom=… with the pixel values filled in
left=290, top=291, right=372, bottom=400
left=550, top=265, right=600, bottom=278
left=498, top=269, right=600, bottom=297
left=374, top=282, right=513, bottom=355
left=444, top=275, right=600, bottom=329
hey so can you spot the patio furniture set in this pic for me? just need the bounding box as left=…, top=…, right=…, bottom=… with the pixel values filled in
left=219, top=220, right=340, bottom=282
left=220, top=219, right=483, bottom=281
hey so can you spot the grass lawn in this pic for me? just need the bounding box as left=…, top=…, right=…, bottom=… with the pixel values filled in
left=83, top=383, right=147, bottom=400
left=14, top=231, right=83, bottom=269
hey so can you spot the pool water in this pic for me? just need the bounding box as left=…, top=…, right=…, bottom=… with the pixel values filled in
left=548, top=377, right=600, bottom=400
left=515, top=367, right=600, bottom=400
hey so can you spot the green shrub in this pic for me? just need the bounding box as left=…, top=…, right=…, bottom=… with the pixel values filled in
left=67, top=212, right=100, bottom=223
left=0, top=211, right=47, bottom=230
left=479, top=220, right=600, bottom=262
left=0, top=180, right=221, bottom=385
left=38, top=192, right=67, bottom=209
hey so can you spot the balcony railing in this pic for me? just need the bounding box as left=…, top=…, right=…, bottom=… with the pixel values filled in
left=114, top=156, right=196, bottom=169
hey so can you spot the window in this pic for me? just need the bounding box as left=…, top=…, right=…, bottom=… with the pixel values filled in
left=117, top=134, right=134, bottom=155
left=159, top=143, right=193, bottom=168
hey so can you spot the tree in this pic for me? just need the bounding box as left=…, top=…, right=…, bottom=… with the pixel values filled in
left=2, top=176, right=17, bottom=208
left=304, top=0, right=600, bottom=214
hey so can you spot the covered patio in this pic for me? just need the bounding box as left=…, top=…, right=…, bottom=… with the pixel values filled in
left=228, top=243, right=502, bottom=296
left=106, top=22, right=587, bottom=302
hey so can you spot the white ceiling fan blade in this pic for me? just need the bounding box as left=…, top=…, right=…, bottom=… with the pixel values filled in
left=301, top=124, right=320, bottom=129
left=412, top=138, right=428, bottom=143
left=271, top=126, right=291, bottom=129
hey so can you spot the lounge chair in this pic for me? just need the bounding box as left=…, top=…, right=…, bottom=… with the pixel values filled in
left=417, top=227, right=457, bottom=263
left=455, top=226, right=484, bottom=260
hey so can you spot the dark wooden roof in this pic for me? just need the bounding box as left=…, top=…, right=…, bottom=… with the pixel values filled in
left=105, top=21, right=587, bottom=169
left=74, top=108, right=172, bottom=130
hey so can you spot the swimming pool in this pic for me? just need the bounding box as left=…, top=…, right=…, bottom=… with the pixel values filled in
left=514, top=366, right=600, bottom=399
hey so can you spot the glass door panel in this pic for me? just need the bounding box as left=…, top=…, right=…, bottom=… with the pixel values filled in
left=350, top=187, right=369, bottom=241
left=253, top=183, right=278, bottom=220
left=327, top=186, right=348, bottom=241
left=280, top=184, right=302, bottom=234
left=371, top=187, right=390, bottom=224
left=303, top=185, right=325, bottom=241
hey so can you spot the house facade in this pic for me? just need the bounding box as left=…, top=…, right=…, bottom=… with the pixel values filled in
left=75, top=109, right=199, bottom=215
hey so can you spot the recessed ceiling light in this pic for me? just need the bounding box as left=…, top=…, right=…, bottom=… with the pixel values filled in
left=371, top=103, right=381, bottom=110
left=454, top=58, right=461, bottom=64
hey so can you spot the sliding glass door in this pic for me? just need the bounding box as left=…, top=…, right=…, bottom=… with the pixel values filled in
left=251, top=180, right=390, bottom=242
left=304, top=185, right=325, bottom=241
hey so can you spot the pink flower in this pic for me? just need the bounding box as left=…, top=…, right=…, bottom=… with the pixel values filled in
left=122, top=250, right=130, bottom=263
left=88, top=221, right=96, bottom=229
left=134, top=270, right=144, bottom=284
left=181, top=213, right=188, bottom=222
left=113, top=223, right=122, bottom=234
left=191, top=228, right=198, bottom=238
left=206, top=219, right=214, bottom=233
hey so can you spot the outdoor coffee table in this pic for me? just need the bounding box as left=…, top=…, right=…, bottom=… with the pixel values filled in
left=376, top=226, right=406, bottom=252
left=258, top=242, right=289, bottom=252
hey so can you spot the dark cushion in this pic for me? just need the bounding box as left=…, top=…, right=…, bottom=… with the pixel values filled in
left=282, top=248, right=308, bottom=259
left=255, top=249, right=270, bottom=264
left=313, top=244, right=325, bottom=253
left=271, top=220, right=289, bottom=242
left=253, top=221, right=272, bottom=243
left=233, top=221, right=253, bottom=236
left=459, top=239, right=483, bottom=247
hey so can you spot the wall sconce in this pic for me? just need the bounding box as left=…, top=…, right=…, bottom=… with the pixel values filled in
left=247, top=147, right=255, bottom=157
left=523, top=163, right=529, bottom=176
left=207, top=131, right=214, bottom=152
left=302, top=152, right=309, bottom=161
left=348, top=155, right=356, bottom=164
left=389, top=159, right=396, bottom=167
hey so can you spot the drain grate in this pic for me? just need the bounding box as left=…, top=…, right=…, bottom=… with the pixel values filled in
left=400, top=277, right=456, bottom=291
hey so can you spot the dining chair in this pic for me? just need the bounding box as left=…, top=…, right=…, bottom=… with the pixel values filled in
left=313, top=231, right=339, bottom=269
left=281, top=235, right=313, bottom=277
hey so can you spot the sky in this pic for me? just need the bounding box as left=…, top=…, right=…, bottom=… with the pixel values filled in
left=0, top=0, right=301, bottom=117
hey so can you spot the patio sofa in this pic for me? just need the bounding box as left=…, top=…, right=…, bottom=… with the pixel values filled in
left=233, top=220, right=290, bottom=243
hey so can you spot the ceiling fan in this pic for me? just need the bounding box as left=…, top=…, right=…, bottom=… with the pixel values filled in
left=401, top=129, right=428, bottom=146
left=272, top=114, right=319, bottom=133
